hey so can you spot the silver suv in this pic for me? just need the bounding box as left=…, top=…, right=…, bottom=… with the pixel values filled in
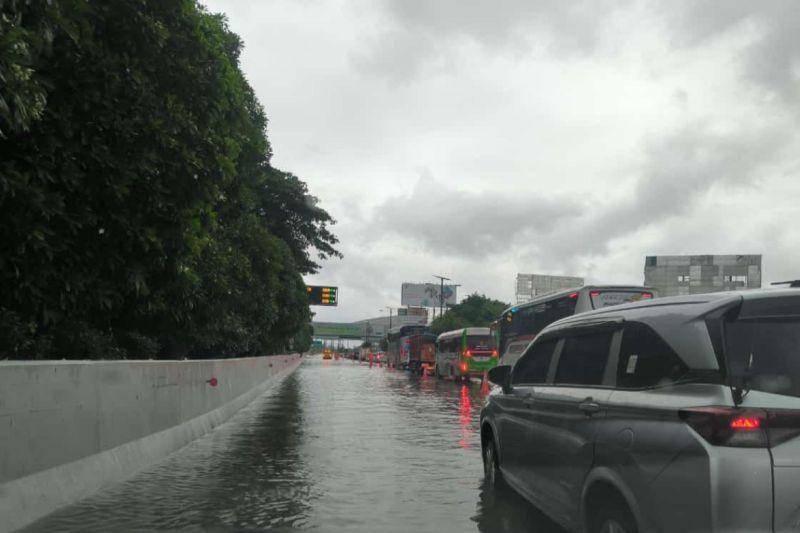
left=480, top=289, right=800, bottom=533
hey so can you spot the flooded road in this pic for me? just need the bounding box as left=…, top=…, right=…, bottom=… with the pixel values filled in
left=27, top=357, right=563, bottom=533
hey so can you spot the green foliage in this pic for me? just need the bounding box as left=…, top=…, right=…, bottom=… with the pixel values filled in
left=430, top=293, right=509, bottom=335
left=0, top=1, right=337, bottom=359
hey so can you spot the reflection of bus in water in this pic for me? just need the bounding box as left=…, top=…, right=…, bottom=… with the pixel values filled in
left=435, top=327, right=498, bottom=381
left=496, top=285, right=655, bottom=367
left=387, top=325, right=431, bottom=370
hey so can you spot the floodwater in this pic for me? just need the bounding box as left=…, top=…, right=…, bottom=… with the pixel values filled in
left=26, top=357, right=562, bottom=533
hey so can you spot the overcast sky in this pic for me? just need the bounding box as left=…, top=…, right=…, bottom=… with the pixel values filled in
left=203, top=0, right=800, bottom=322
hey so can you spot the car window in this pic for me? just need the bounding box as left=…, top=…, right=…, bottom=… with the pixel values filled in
left=554, top=330, right=614, bottom=386
left=726, top=317, right=800, bottom=397
left=512, top=338, right=558, bottom=385
left=616, top=322, right=688, bottom=389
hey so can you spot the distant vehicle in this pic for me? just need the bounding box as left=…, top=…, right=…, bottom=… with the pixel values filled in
left=386, top=325, right=430, bottom=369
left=435, top=327, right=498, bottom=381
left=404, top=333, right=438, bottom=375
left=322, top=349, right=332, bottom=360
left=494, top=285, right=655, bottom=367
left=481, top=289, right=800, bottom=533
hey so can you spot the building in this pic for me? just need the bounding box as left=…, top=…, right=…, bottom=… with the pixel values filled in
left=643, top=255, right=762, bottom=297
left=515, top=273, right=585, bottom=304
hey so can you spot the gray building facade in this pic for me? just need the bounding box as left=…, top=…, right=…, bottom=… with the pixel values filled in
left=644, top=254, right=762, bottom=297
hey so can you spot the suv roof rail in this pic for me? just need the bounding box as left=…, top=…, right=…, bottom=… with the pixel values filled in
left=771, top=280, right=800, bottom=288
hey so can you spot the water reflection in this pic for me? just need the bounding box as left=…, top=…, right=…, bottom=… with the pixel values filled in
left=474, top=480, right=564, bottom=533
left=25, top=374, right=314, bottom=532
left=459, top=384, right=473, bottom=450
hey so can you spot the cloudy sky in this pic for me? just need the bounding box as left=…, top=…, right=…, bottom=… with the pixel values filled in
left=203, top=0, right=800, bottom=322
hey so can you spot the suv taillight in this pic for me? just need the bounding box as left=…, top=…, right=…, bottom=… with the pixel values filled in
left=680, top=407, right=800, bottom=448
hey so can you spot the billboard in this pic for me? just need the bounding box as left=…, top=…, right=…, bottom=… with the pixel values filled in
left=401, top=283, right=457, bottom=307
left=307, top=285, right=338, bottom=306
left=397, top=306, right=428, bottom=317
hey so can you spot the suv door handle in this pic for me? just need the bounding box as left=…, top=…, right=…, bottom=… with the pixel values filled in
left=523, top=393, right=534, bottom=408
left=579, top=398, right=601, bottom=416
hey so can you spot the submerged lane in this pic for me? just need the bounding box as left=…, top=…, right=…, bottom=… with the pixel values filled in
left=27, top=357, right=562, bottom=533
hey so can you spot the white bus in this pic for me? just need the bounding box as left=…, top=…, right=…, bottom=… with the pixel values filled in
left=494, top=285, right=655, bottom=366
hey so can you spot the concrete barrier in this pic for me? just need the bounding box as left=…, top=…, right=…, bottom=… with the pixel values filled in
left=0, top=354, right=302, bottom=532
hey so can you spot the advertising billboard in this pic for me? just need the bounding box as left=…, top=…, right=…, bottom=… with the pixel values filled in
left=401, top=283, right=457, bottom=307
left=396, top=306, right=428, bottom=317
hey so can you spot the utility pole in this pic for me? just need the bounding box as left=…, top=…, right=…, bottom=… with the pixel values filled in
left=432, top=275, right=451, bottom=318
left=379, top=307, right=394, bottom=332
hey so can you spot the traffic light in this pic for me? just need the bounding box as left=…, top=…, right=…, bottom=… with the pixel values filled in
left=307, top=285, right=338, bottom=306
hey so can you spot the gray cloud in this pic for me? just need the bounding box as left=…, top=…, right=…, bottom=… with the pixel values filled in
left=352, top=0, right=629, bottom=79
left=659, top=1, right=800, bottom=102
left=539, top=121, right=789, bottom=260
left=371, top=177, right=584, bottom=256
left=372, top=121, right=789, bottom=274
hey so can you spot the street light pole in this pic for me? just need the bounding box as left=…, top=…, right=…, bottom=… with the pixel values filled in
left=432, top=275, right=451, bottom=318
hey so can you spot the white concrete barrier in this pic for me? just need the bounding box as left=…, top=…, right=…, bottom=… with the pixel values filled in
left=0, top=354, right=302, bottom=532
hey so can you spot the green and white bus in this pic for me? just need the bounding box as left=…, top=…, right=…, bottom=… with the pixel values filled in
left=435, top=327, right=498, bottom=381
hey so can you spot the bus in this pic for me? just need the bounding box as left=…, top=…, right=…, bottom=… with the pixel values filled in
left=386, top=324, right=431, bottom=369
left=496, top=285, right=655, bottom=366
left=435, top=327, right=498, bottom=381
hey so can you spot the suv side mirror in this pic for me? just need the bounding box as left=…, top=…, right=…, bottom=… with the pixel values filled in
left=488, top=365, right=512, bottom=392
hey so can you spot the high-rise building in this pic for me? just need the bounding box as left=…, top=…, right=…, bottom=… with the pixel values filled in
left=515, top=273, right=584, bottom=304
left=643, top=254, right=762, bottom=297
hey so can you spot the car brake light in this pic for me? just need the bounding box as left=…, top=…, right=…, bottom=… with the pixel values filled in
left=590, top=291, right=600, bottom=298
left=460, top=362, right=468, bottom=372
left=491, top=349, right=498, bottom=357
left=642, top=292, right=653, bottom=299
left=568, top=292, right=578, bottom=299
left=463, top=350, right=472, bottom=357
left=680, top=407, right=768, bottom=448
left=730, top=417, right=760, bottom=429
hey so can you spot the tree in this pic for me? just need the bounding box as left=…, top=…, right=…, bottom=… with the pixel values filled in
left=430, top=293, right=509, bottom=335
left=0, top=1, right=338, bottom=359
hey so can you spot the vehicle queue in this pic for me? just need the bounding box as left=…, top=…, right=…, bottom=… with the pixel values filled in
left=351, top=285, right=657, bottom=384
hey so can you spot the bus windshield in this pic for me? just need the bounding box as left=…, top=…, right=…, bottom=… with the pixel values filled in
left=590, top=290, right=653, bottom=308
left=467, top=336, right=494, bottom=350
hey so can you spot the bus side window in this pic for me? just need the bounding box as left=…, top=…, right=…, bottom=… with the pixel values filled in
left=544, top=297, right=578, bottom=328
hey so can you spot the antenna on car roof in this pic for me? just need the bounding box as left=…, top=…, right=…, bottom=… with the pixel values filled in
left=771, top=280, right=800, bottom=288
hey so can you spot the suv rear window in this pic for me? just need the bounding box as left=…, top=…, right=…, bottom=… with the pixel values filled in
left=617, top=322, right=689, bottom=389
left=726, top=318, right=800, bottom=398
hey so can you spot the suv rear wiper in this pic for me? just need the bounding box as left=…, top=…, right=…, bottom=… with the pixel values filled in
left=732, top=352, right=754, bottom=406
